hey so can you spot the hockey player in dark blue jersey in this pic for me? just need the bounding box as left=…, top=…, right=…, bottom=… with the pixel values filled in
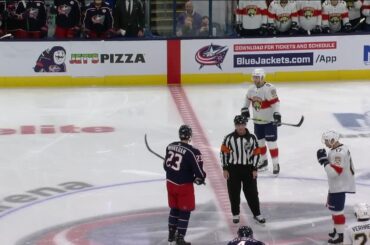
left=164, top=125, right=206, bottom=245
left=228, top=226, right=265, bottom=245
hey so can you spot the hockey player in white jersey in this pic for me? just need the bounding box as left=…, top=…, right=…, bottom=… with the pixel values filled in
left=344, top=203, right=370, bottom=245
left=296, top=0, right=322, bottom=34
left=267, top=0, right=299, bottom=35
left=235, top=0, right=268, bottom=36
left=362, top=0, right=370, bottom=31
left=322, top=0, right=352, bottom=33
left=241, top=68, right=281, bottom=175
left=317, top=130, right=356, bottom=244
left=344, top=0, right=363, bottom=29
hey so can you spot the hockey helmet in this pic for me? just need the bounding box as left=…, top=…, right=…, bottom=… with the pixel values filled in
left=234, top=115, right=247, bottom=125
left=179, top=125, right=192, bottom=140
left=252, top=68, right=266, bottom=79
left=237, top=226, right=253, bottom=238
left=354, top=203, right=370, bottom=220
left=321, top=130, right=340, bottom=146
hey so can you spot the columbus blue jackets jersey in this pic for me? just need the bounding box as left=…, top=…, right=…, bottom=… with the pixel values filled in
left=164, top=142, right=206, bottom=185
left=228, top=237, right=265, bottom=245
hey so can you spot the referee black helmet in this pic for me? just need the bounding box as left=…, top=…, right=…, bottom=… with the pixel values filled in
left=234, top=115, right=247, bottom=125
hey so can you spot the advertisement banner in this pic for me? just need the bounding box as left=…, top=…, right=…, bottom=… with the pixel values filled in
left=181, top=36, right=370, bottom=74
left=0, top=41, right=166, bottom=77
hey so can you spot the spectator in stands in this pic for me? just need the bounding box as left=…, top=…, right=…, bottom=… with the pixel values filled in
left=362, top=0, right=370, bottom=31
left=179, top=15, right=198, bottom=37
left=235, top=0, right=268, bottom=37
left=6, top=0, right=48, bottom=38
left=344, top=0, right=363, bottom=30
left=296, top=0, right=322, bottom=34
left=198, top=16, right=209, bottom=36
left=176, top=0, right=201, bottom=37
left=322, top=0, right=351, bottom=33
left=53, top=0, right=82, bottom=38
left=267, top=0, right=299, bottom=36
left=113, top=0, right=145, bottom=37
left=83, top=0, right=114, bottom=39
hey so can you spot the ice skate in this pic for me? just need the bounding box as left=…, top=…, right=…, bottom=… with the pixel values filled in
left=232, top=215, right=240, bottom=224
left=328, top=228, right=336, bottom=238
left=176, top=234, right=191, bottom=245
left=168, top=224, right=177, bottom=245
left=273, top=163, right=280, bottom=176
left=328, top=233, right=343, bottom=244
left=253, top=215, right=266, bottom=225
left=257, top=159, right=268, bottom=172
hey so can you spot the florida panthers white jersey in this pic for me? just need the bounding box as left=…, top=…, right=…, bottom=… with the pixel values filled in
left=322, top=0, right=350, bottom=32
left=268, top=0, right=299, bottom=32
left=296, top=0, right=322, bottom=31
left=236, top=0, right=268, bottom=30
left=362, top=0, right=370, bottom=25
left=244, top=83, right=280, bottom=124
left=325, top=144, right=355, bottom=193
left=343, top=220, right=370, bottom=245
left=345, top=0, right=362, bottom=20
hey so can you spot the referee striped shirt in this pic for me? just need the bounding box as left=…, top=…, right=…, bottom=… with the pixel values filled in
left=220, top=130, right=260, bottom=170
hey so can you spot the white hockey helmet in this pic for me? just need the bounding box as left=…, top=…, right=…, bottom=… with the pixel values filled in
left=321, top=130, right=340, bottom=146
left=354, top=203, right=370, bottom=220
left=252, top=68, right=266, bottom=79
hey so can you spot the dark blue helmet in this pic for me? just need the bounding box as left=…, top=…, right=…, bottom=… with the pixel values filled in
left=234, top=115, right=247, bottom=125
left=179, top=125, right=192, bottom=140
left=237, top=225, right=253, bottom=238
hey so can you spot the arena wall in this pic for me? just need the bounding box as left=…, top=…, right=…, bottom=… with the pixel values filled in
left=0, top=35, right=369, bottom=87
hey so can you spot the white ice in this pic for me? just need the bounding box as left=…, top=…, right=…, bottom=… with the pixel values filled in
left=0, top=82, right=369, bottom=245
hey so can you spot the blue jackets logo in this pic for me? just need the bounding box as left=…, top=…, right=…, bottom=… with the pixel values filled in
left=364, top=45, right=370, bottom=65
left=195, top=44, right=228, bottom=69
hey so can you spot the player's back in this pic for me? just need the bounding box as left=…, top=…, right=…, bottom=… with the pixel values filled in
left=344, top=220, right=370, bottom=245
left=228, top=237, right=265, bottom=245
left=164, top=141, right=205, bottom=184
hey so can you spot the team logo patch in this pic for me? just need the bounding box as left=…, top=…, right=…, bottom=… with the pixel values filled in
left=247, top=7, right=257, bottom=17
left=251, top=96, right=263, bottom=111
left=329, top=15, right=341, bottom=24
left=195, top=44, right=228, bottom=70
left=303, top=8, right=314, bottom=18
left=334, top=157, right=341, bottom=165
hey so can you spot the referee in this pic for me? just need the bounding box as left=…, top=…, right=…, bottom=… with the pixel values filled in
left=220, top=115, right=265, bottom=224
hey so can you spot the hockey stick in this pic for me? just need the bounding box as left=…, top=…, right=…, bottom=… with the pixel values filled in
left=352, top=17, right=365, bottom=31
left=249, top=115, right=304, bottom=127
left=144, top=134, right=165, bottom=160
left=0, top=33, right=13, bottom=39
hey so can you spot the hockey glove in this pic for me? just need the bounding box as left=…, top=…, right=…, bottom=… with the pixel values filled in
left=317, top=148, right=329, bottom=166
left=194, top=177, right=205, bottom=185
left=241, top=107, right=250, bottom=119
left=344, top=22, right=352, bottom=32
left=268, top=24, right=277, bottom=36
left=312, top=25, right=321, bottom=34
left=259, top=24, right=268, bottom=36
left=273, top=112, right=281, bottom=126
left=322, top=26, right=330, bottom=34
left=289, top=22, right=299, bottom=35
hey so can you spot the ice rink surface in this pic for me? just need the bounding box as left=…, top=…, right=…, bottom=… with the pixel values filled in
left=0, top=81, right=369, bottom=245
